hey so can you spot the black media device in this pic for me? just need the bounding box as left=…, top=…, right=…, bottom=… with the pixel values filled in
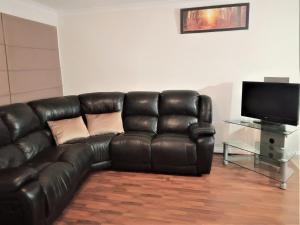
left=241, top=81, right=300, bottom=126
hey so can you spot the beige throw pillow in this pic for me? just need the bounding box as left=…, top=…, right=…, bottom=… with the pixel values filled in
left=47, top=116, right=90, bottom=145
left=86, top=112, right=124, bottom=136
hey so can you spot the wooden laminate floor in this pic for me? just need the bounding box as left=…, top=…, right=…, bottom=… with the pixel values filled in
left=55, top=155, right=299, bottom=225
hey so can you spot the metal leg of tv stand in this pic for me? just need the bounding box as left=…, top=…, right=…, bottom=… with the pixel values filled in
left=279, top=161, right=288, bottom=190
left=254, top=154, right=260, bottom=167
left=223, top=143, right=228, bottom=165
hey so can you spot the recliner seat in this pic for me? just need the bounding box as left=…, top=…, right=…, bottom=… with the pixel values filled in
left=0, top=90, right=215, bottom=225
left=111, top=131, right=154, bottom=171
left=151, top=133, right=198, bottom=175
left=151, top=90, right=205, bottom=175
left=111, top=92, right=159, bottom=171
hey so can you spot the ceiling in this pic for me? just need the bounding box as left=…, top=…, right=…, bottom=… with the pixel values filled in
left=29, top=0, right=186, bottom=11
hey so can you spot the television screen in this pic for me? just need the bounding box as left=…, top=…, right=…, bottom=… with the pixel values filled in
left=241, top=82, right=300, bottom=126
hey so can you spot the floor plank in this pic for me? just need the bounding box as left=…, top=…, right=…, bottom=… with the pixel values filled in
left=54, top=155, right=299, bottom=225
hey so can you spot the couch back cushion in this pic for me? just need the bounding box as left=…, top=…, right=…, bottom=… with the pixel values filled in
left=16, top=129, right=53, bottom=160
left=0, top=118, right=11, bottom=147
left=0, top=114, right=26, bottom=169
left=158, top=90, right=199, bottom=134
left=0, top=144, right=26, bottom=169
left=79, top=92, right=124, bottom=114
left=0, top=103, right=41, bottom=141
left=123, top=92, right=159, bottom=133
left=0, top=104, right=46, bottom=167
left=29, top=96, right=81, bottom=126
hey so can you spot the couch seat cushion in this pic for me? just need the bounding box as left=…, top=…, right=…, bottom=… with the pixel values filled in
left=26, top=146, right=63, bottom=165
left=68, top=133, right=116, bottom=163
left=58, top=144, right=93, bottom=174
left=151, top=134, right=197, bottom=166
left=110, top=132, right=155, bottom=170
left=27, top=144, right=93, bottom=174
left=27, top=161, right=52, bottom=173
left=37, top=162, right=77, bottom=216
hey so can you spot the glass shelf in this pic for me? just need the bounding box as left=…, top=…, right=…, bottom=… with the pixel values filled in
left=227, top=154, right=293, bottom=182
left=224, top=140, right=297, bottom=162
left=225, top=119, right=298, bottom=136
left=224, top=118, right=298, bottom=189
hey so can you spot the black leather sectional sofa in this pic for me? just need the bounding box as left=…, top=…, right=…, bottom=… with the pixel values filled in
left=0, top=90, right=215, bottom=225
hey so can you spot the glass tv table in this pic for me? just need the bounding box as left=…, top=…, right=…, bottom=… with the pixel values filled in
left=223, top=119, right=298, bottom=189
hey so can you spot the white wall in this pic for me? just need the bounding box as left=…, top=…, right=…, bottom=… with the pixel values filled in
left=0, top=0, right=58, bottom=26
left=58, top=0, right=300, bottom=151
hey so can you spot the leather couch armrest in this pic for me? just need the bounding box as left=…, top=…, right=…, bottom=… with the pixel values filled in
left=0, top=167, right=38, bottom=192
left=189, top=122, right=215, bottom=140
left=195, top=136, right=215, bottom=174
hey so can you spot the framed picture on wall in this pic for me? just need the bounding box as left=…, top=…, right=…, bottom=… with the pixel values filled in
left=180, top=3, right=250, bottom=34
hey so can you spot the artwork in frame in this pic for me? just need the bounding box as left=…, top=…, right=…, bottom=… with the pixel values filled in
left=181, top=3, right=250, bottom=34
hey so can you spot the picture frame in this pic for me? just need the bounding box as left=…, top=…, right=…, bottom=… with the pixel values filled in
left=180, top=3, right=250, bottom=34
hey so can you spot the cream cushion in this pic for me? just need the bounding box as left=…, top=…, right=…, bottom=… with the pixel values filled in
left=86, top=112, right=124, bottom=136
left=47, top=116, right=90, bottom=145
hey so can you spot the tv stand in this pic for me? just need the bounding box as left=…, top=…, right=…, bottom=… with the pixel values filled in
left=223, top=119, right=298, bottom=190
left=252, top=120, right=285, bottom=127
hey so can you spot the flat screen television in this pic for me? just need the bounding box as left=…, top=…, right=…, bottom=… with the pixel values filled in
left=241, top=81, right=300, bottom=126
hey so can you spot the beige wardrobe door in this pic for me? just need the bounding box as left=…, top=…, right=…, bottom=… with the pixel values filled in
left=0, top=14, right=10, bottom=106
left=2, top=13, right=63, bottom=103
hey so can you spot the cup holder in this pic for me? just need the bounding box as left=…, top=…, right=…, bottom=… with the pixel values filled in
left=269, top=138, right=275, bottom=144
